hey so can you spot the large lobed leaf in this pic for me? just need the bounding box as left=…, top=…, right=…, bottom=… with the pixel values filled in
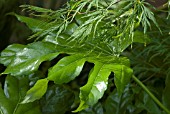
left=0, top=2, right=144, bottom=112
left=46, top=53, right=132, bottom=112
left=74, top=59, right=132, bottom=112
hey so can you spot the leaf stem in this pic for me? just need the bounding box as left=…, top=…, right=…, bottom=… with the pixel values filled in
left=132, top=75, right=170, bottom=114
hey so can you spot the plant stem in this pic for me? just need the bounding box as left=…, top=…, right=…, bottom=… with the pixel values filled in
left=132, top=75, right=170, bottom=114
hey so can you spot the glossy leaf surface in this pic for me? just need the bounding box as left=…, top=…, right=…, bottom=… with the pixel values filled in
left=0, top=76, right=41, bottom=114
left=21, top=78, right=49, bottom=103
left=74, top=62, right=111, bottom=112
left=48, top=54, right=86, bottom=84
left=0, top=42, right=59, bottom=76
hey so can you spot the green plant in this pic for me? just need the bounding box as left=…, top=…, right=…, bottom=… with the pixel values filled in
left=0, top=0, right=170, bottom=114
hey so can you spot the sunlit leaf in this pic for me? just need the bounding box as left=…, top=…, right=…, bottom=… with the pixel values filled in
left=48, top=54, right=86, bottom=84
left=0, top=42, right=59, bottom=76
left=74, top=62, right=111, bottom=112
left=21, top=78, right=49, bottom=104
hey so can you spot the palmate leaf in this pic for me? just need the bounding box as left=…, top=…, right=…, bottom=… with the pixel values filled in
left=0, top=42, right=59, bottom=76
left=0, top=76, right=41, bottom=114
left=47, top=53, right=132, bottom=112
left=73, top=60, right=132, bottom=112
left=1, top=1, right=157, bottom=112
left=0, top=38, right=133, bottom=112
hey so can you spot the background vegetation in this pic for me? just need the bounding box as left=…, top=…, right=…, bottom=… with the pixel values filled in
left=0, top=0, right=170, bottom=114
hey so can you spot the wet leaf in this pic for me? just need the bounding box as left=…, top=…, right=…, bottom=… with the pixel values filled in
left=74, top=62, right=111, bottom=112
left=0, top=42, right=59, bottom=76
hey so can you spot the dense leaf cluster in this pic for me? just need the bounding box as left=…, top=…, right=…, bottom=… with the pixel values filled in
left=0, top=0, right=170, bottom=113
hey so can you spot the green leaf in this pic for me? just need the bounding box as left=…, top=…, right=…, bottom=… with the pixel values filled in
left=0, top=76, right=41, bottom=114
left=40, top=85, right=75, bottom=114
left=20, top=5, right=53, bottom=13
left=21, top=78, right=49, bottom=104
left=112, top=65, right=133, bottom=95
left=163, top=74, right=170, bottom=110
left=0, top=42, right=59, bottom=76
left=11, top=13, right=46, bottom=32
left=74, top=62, right=111, bottom=112
left=0, top=44, right=25, bottom=66
left=133, top=31, right=150, bottom=43
left=47, top=54, right=86, bottom=84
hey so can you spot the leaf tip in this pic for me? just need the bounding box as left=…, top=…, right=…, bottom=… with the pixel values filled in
left=72, top=101, right=88, bottom=113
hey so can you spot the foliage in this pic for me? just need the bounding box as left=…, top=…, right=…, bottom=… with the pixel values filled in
left=127, top=16, right=170, bottom=113
left=0, top=76, right=41, bottom=114
left=0, top=0, right=170, bottom=114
